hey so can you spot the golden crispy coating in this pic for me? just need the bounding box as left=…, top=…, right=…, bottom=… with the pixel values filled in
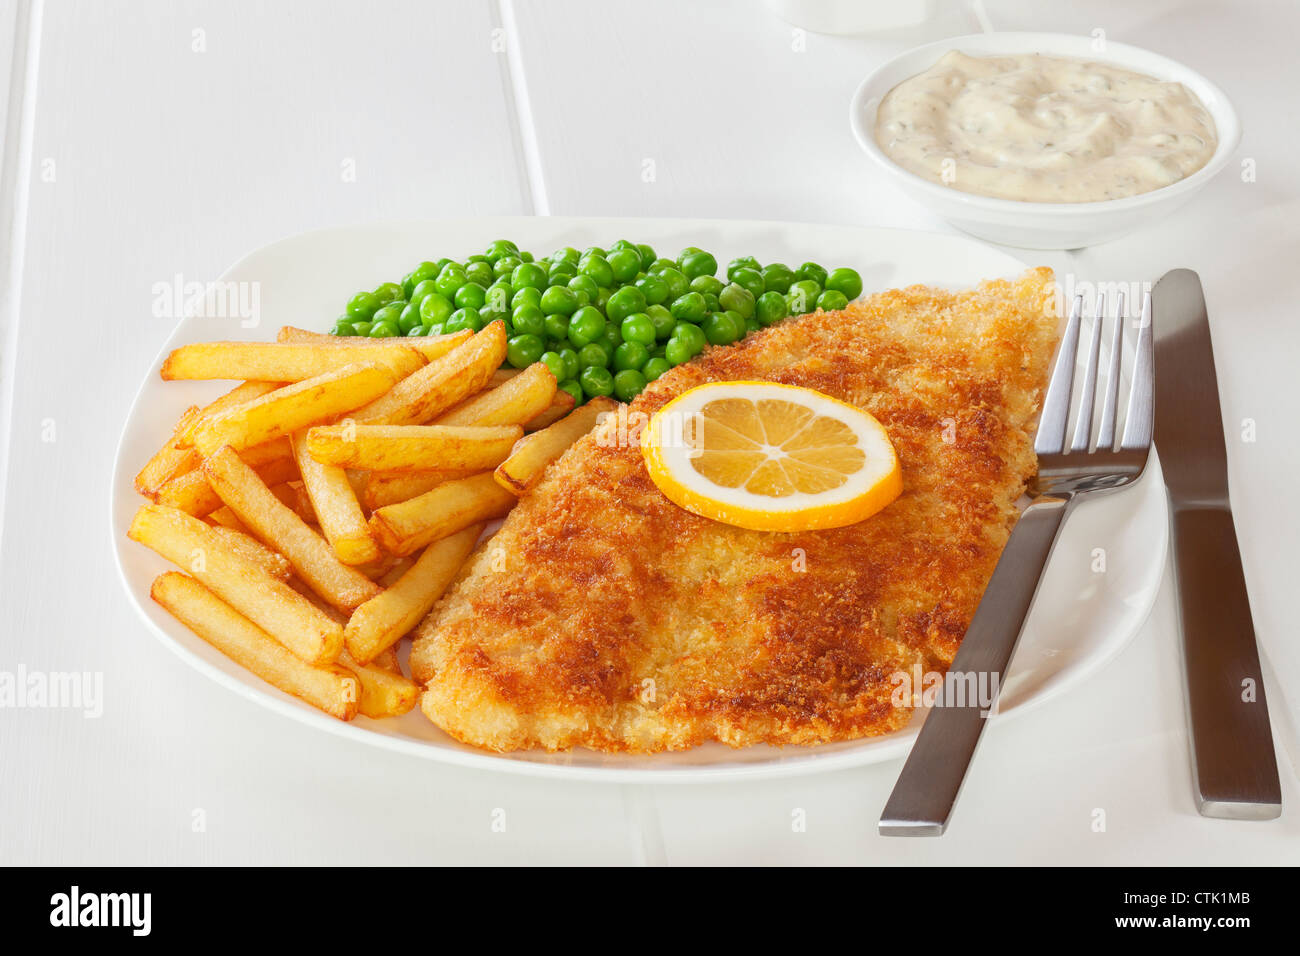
left=410, top=269, right=1059, bottom=752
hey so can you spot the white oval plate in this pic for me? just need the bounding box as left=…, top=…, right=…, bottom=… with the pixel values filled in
left=110, top=217, right=1168, bottom=783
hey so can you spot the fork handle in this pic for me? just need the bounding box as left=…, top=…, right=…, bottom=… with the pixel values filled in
left=879, top=496, right=1070, bottom=836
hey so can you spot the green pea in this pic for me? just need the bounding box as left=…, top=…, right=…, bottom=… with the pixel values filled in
left=606, top=286, right=647, bottom=323
left=409, top=279, right=439, bottom=309
left=511, top=262, right=548, bottom=291
left=744, top=317, right=761, bottom=334
left=548, top=259, right=578, bottom=281
left=702, top=311, right=742, bottom=346
left=787, top=279, right=822, bottom=314
left=620, top=313, right=656, bottom=346
left=484, top=239, right=518, bottom=263
left=816, top=289, right=850, bottom=311
left=466, top=254, right=488, bottom=264
left=579, top=254, right=614, bottom=288
left=577, top=342, right=611, bottom=370
left=482, top=311, right=508, bottom=332
left=600, top=324, right=622, bottom=354
left=369, top=320, right=400, bottom=338
left=634, top=273, right=669, bottom=305
left=445, top=307, right=483, bottom=333
left=579, top=366, right=615, bottom=398
left=557, top=378, right=584, bottom=406
left=648, top=257, right=676, bottom=274
left=755, top=290, right=789, bottom=327
left=350, top=320, right=374, bottom=336
left=490, top=256, right=520, bottom=281
left=511, top=286, right=542, bottom=311
left=690, top=275, right=725, bottom=297
left=567, top=273, right=600, bottom=304
left=613, top=369, right=647, bottom=402
left=761, top=263, right=796, bottom=294
left=609, top=238, right=637, bottom=254
left=553, top=246, right=580, bottom=265
left=433, top=258, right=454, bottom=273
left=594, top=286, right=613, bottom=312
left=701, top=292, right=721, bottom=312
left=484, top=282, right=513, bottom=314
left=407, top=325, right=428, bottom=336
left=454, top=282, right=487, bottom=311
left=636, top=243, right=657, bottom=270
left=671, top=321, right=706, bottom=355
left=540, top=351, right=566, bottom=380
left=608, top=247, right=642, bottom=284
left=540, top=285, right=580, bottom=316
left=465, top=261, right=495, bottom=287
left=582, top=246, right=607, bottom=260
left=643, top=357, right=670, bottom=381
left=433, top=264, right=466, bottom=299
left=664, top=338, right=693, bottom=366
left=372, top=303, right=405, bottom=327
left=614, top=341, right=649, bottom=372
left=543, top=312, right=570, bottom=341
left=729, top=268, right=765, bottom=301
left=332, top=317, right=357, bottom=336
left=419, top=293, right=454, bottom=328
left=558, top=348, right=580, bottom=380
left=373, top=282, right=405, bottom=305
left=567, top=306, right=606, bottom=348
left=511, top=303, right=546, bottom=337
left=825, top=267, right=863, bottom=300
left=398, top=302, right=423, bottom=333
left=727, top=256, right=761, bottom=281
left=405, top=261, right=440, bottom=296
left=718, top=283, right=755, bottom=319
left=795, top=262, right=828, bottom=286
left=519, top=251, right=534, bottom=263
left=507, top=334, right=545, bottom=369
left=658, top=267, right=689, bottom=301
left=347, top=291, right=380, bottom=320
left=670, top=292, right=707, bottom=323
left=645, top=304, right=676, bottom=340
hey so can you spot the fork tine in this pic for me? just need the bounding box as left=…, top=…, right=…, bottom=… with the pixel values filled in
left=1096, top=292, right=1125, bottom=450
left=1034, top=294, right=1083, bottom=456
left=1121, top=291, right=1154, bottom=451
left=1070, top=294, right=1105, bottom=453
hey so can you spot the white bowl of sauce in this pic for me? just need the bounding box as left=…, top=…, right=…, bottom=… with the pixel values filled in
left=849, top=33, right=1240, bottom=249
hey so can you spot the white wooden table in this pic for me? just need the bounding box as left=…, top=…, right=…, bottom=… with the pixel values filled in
left=2, top=0, right=1297, bottom=865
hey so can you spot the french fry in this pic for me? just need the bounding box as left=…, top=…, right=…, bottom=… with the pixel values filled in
left=276, top=325, right=474, bottom=362
left=305, top=424, right=521, bottom=473
left=269, top=481, right=317, bottom=524
left=128, top=504, right=342, bottom=663
left=291, top=430, right=379, bottom=566
left=485, top=368, right=520, bottom=388
left=523, top=392, right=577, bottom=431
left=174, top=381, right=284, bottom=447
left=375, top=556, right=415, bottom=587
left=362, top=470, right=478, bottom=511
left=161, top=341, right=426, bottom=382
left=434, top=362, right=558, bottom=428
left=338, top=649, right=418, bottom=718
left=350, top=322, right=507, bottom=425
left=353, top=550, right=405, bottom=582
left=344, top=525, right=483, bottom=663
left=371, top=644, right=402, bottom=674
left=189, top=362, right=398, bottom=455
left=208, top=525, right=293, bottom=580
left=494, top=396, right=618, bottom=495
left=155, top=454, right=297, bottom=517
left=204, top=446, right=380, bottom=613
left=207, top=505, right=249, bottom=532
left=151, top=572, right=357, bottom=720
left=134, top=406, right=203, bottom=496
left=369, top=473, right=514, bottom=556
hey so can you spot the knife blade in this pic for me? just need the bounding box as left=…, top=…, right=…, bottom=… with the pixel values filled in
left=1152, top=268, right=1281, bottom=820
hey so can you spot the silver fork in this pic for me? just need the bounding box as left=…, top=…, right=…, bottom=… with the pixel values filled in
left=878, top=290, right=1154, bottom=836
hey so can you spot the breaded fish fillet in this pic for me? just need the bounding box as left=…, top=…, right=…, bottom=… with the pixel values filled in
left=410, top=268, right=1059, bottom=753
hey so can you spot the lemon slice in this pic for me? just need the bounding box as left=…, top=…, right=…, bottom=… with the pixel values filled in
left=641, top=381, right=903, bottom=531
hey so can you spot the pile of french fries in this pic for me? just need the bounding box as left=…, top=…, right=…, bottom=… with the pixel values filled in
left=130, top=320, right=616, bottom=721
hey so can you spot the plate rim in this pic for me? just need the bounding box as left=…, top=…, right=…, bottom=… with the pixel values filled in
left=109, top=216, right=1169, bottom=783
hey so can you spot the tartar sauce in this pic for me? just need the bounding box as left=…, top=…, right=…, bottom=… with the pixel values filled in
left=874, top=51, right=1218, bottom=203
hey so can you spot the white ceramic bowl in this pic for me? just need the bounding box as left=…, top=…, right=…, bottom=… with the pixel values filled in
left=849, top=32, right=1241, bottom=249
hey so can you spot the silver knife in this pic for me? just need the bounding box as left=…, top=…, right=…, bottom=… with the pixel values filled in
left=1153, top=268, right=1282, bottom=820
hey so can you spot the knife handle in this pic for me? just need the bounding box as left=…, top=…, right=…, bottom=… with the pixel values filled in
left=1172, top=507, right=1282, bottom=819
left=879, top=497, right=1069, bottom=835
